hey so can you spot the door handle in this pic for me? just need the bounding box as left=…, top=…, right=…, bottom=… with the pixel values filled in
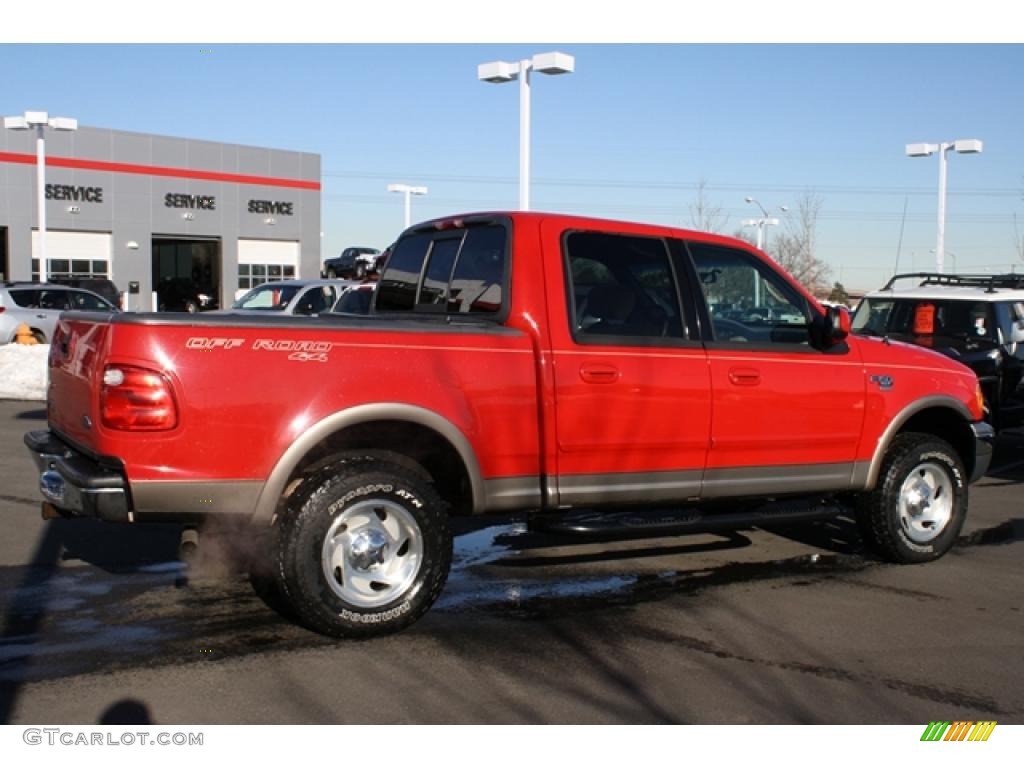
left=728, top=367, right=761, bottom=386
left=580, top=364, right=620, bottom=384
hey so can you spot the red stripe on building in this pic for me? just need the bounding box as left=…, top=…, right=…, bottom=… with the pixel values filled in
left=0, top=151, right=320, bottom=191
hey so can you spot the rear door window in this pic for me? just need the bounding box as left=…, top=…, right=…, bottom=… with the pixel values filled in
left=564, top=232, right=687, bottom=343
left=38, top=290, right=71, bottom=310
left=69, top=291, right=113, bottom=311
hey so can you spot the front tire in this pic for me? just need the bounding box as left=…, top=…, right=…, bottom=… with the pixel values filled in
left=857, top=433, right=967, bottom=563
left=272, top=459, right=452, bottom=637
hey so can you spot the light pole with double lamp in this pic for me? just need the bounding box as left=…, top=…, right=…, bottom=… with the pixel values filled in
left=387, top=183, right=428, bottom=229
left=906, top=139, right=983, bottom=274
left=741, top=196, right=787, bottom=251
left=478, top=51, right=574, bottom=211
left=3, top=111, right=78, bottom=283
left=742, top=197, right=787, bottom=307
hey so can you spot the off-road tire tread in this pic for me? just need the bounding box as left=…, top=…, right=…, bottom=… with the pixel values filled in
left=856, top=432, right=966, bottom=564
left=271, top=457, right=451, bottom=638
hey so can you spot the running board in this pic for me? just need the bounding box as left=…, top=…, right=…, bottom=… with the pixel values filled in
left=530, top=498, right=844, bottom=539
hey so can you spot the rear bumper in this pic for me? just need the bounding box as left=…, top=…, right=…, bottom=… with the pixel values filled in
left=969, top=420, right=996, bottom=484
left=23, top=430, right=132, bottom=522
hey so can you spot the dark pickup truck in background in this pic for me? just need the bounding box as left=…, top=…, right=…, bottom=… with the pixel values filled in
left=322, top=246, right=381, bottom=279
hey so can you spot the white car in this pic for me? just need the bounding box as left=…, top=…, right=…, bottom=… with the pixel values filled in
left=221, top=279, right=364, bottom=317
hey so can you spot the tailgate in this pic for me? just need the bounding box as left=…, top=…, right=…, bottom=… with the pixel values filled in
left=46, top=314, right=114, bottom=452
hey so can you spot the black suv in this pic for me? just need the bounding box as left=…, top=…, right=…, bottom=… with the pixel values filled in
left=47, top=277, right=121, bottom=308
left=155, top=278, right=218, bottom=313
left=322, top=247, right=381, bottom=279
left=853, top=273, right=1024, bottom=430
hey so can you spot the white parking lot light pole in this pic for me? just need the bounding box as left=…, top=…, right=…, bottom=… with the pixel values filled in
left=478, top=51, right=574, bottom=211
left=742, top=196, right=786, bottom=251
left=3, top=111, right=78, bottom=283
left=387, top=183, right=428, bottom=229
left=742, top=197, right=787, bottom=307
left=906, top=139, right=983, bottom=274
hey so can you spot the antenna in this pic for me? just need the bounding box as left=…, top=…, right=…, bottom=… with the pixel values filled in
left=893, top=196, right=908, bottom=278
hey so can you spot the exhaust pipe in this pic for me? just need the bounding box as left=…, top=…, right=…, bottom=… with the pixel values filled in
left=41, top=502, right=65, bottom=520
left=179, top=527, right=199, bottom=564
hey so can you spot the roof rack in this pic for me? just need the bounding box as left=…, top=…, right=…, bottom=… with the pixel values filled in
left=882, top=272, right=1024, bottom=293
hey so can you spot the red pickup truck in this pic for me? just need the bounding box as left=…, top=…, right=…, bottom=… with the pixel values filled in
left=26, top=212, right=994, bottom=637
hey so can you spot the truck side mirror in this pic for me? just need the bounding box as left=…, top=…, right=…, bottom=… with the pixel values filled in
left=825, top=305, right=851, bottom=345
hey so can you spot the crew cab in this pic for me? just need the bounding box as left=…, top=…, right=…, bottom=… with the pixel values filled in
left=26, top=213, right=994, bottom=638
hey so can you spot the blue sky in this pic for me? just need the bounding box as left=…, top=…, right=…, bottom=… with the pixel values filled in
left=2, top=43, right=1022, bottom=290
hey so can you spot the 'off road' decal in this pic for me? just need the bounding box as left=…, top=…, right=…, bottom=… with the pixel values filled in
left=187, top=337, right=337, bottom=362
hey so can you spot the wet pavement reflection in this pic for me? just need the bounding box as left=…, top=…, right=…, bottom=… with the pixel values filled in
left=2, top=512, right=1017, bottom=691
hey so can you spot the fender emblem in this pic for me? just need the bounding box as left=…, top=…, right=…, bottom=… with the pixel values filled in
left=870, top=374, right=894, bottom=391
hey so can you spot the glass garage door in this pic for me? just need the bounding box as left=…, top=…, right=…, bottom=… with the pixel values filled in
left=237, top=239, right=300, bottom=296
left=31, top=230, right=112, bottom=281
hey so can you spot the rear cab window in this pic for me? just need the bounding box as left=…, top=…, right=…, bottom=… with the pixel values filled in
left=376, top=222, right=509, bottom=318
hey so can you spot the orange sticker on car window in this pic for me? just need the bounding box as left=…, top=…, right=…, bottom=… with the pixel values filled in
left=914, top=303, right=935, bottom=334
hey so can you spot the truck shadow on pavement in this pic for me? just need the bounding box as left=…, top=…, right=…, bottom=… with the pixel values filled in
left=2, top=509, right=1021, bottom=723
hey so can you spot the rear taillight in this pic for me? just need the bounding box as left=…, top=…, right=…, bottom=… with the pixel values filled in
left=100, top=365, right=178, bottom=431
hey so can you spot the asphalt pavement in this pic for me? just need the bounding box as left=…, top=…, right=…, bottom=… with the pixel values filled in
left=0, top=399, right=1021, bottom=724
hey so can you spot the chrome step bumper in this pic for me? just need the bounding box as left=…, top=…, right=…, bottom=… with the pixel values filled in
left=23, top=430, right=132, bottom=522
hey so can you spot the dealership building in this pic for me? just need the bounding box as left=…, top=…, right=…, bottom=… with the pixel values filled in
left=0, top=121, right=320, bottom=310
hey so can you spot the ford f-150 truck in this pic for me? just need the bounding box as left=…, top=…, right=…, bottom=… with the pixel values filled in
left=26, top=212, right=995, bottom=637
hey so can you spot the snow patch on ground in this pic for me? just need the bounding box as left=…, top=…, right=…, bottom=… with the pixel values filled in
left=0, top=344, right=49, bottom=400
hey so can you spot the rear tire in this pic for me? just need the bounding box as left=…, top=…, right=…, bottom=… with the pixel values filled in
left=327, top=268, right=338, bottom=279
left=856, top=433, right=967, bottom=563
left=272, top=458, right=452, bottom=638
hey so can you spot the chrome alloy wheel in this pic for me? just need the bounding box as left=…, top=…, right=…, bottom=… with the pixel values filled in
left=897, top=461, right=954, bottom=544
left=321, top=499, right=424, bottom=608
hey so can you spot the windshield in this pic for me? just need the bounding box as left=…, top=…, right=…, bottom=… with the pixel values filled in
left=853, top=298, right=997, bottom=342
left=232, top=284, right=301, bottom=311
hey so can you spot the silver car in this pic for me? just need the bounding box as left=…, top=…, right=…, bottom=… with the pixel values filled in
left=0, top=283, right=119, bottom=344
left=223, top=279, right=364, bottom=317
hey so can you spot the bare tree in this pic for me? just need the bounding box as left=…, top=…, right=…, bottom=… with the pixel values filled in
left=766, top=191, right=832, bottom=295
left=687, top=178, right=729, bottom=233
